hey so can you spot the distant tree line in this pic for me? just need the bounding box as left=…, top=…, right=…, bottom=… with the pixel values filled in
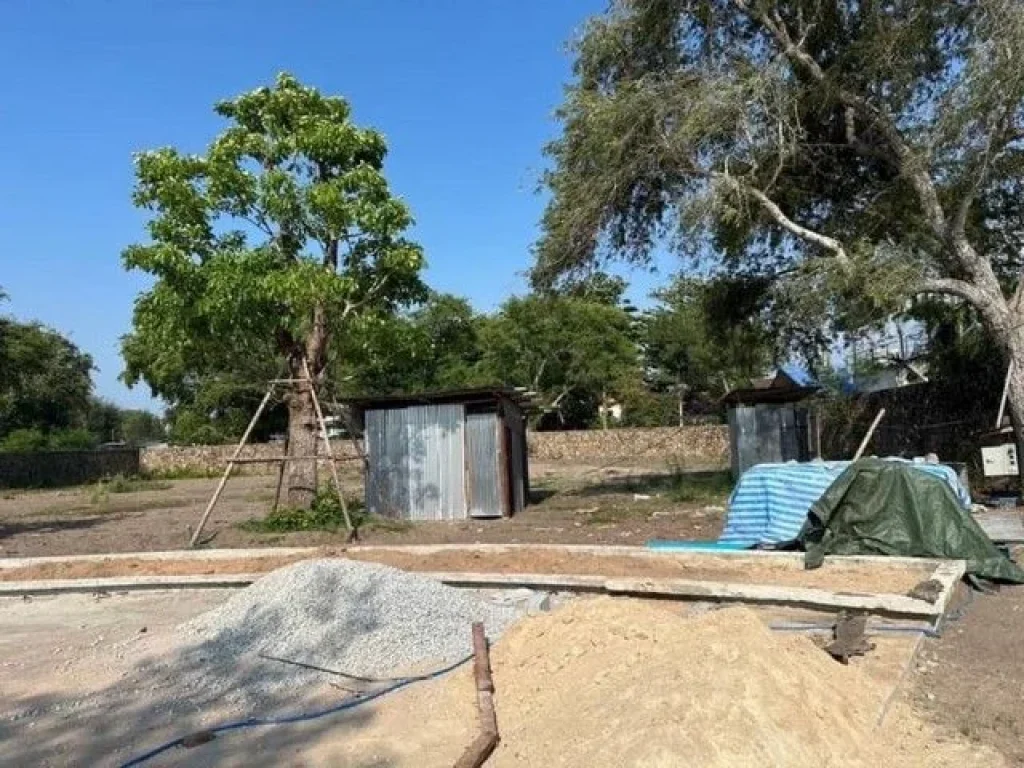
left=0, top=292, right=164, bottom=452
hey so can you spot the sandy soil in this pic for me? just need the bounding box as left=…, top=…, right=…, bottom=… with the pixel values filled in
left=0, top=548, right=934, bottom=594
left=0, top=464, right=726, bottom=557
left=0, top=590, right=927, bottom=768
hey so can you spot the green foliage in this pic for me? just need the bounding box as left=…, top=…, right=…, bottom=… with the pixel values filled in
left=240, top=486, right=367, bottom=532
left=0, top=315, right=94, bottom=437
left=536, top=0, right=1024, bottom=361
left=47, top=428, right=97, bottom=451
left=642, top=276, right=772, bottom=411
left=121, top=73, right=426, bottom=442
left=332, top=292, right=486, bottom=396
left=478, top=294, right=640, bottom=427
left=119, top=410, right=166, bottom=445
left=0, top=428, right=48, bottom=453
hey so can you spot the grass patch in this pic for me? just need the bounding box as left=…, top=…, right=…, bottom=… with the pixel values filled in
left=89, top=474, right=172, bottom=504
left=239, top=486, right=366, bottom=533
left=665, top=467, right=733, bottom=504
left=146, top=467, right=223, bottom=480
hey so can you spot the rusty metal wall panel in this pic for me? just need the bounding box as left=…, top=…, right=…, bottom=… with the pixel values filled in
left=405, top=403, right=465, bottom=521
left=466, top=411, right=502, bottom=518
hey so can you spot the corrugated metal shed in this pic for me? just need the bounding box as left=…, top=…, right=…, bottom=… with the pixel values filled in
left=351, top=388, right=530, bottom=521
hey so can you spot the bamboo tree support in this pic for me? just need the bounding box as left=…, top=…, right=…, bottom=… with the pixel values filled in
left=303, top=358, right=355, bottom=538
left=271, top=435, right=289, bottom=515
left=189, top=387, right=275, bottom=548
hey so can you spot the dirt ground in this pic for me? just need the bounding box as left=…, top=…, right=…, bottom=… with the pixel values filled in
left=0, top=589, right=924, bottom=768
left=1, top=579, right=1021, bottom=765
left=2, top=464, right=1023, bottom=764
left=909, top=583, right=1024, bottom=766
left=0, top=462, right=726, bottom=557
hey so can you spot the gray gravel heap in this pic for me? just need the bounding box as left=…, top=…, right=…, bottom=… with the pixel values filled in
left=128, top=558, right=521, bottom=715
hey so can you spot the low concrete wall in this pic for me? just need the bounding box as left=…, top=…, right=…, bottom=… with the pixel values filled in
left=141, top=425, right=730, bottom=476
left=0, top=449, right=141, bottom=488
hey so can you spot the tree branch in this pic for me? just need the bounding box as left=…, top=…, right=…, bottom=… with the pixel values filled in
left=713, top=173, right=849, bottom=262
left=916, top=278, right=1007, bottom=327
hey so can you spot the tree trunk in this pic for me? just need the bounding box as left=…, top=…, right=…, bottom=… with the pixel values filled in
left=284, top=377, right=319, bottom=509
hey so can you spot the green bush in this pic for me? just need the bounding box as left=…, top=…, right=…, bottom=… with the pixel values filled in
left=48, top=428, right=97, bottom=451
left=0, top=428, right=48, bottom=453
left=240, top=486, right=364, bottom=533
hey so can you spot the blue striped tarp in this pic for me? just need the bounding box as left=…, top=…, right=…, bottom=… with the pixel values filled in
left=719, top=459, right=971, bottom=548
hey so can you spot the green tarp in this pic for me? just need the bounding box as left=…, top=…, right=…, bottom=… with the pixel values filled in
left=799, top=458, right=1024, bottom=583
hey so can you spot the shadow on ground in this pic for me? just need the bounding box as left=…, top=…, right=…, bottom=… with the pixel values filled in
left=0, top=570, right=468, bottom=767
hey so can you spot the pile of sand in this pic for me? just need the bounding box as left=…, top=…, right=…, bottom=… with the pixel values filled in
left=461, top=598, right=1003, bottom=768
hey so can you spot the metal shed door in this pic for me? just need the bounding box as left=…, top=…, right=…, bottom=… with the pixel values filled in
left=465, top=412, right=502, bottom=518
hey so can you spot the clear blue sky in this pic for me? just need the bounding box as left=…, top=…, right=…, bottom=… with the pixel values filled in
left=1, top=1, right=673, bottom=412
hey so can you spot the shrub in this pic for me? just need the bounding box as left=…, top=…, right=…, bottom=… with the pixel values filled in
left=0, top=428, right=48, bottom=453
left=48, top=428, right=97, bottom=451
left=240, top=486, right=364, bottom=533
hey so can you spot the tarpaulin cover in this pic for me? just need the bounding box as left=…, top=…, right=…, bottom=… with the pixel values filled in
left=719, top=459, right=971, bottom=549
left=799, top=458, right=1024, bottom=583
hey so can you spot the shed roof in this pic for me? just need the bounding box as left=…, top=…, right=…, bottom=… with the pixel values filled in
left=339, top=386, right=534, bottom=412
left=722, top=367, right=821, bottom=406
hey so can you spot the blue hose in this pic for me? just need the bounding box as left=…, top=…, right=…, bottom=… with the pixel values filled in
left=118, top=655, right=472, bottom=767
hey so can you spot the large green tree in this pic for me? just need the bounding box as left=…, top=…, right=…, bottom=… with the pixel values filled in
left=537, top=0, right=1024, bottom=454
left=0, top=314, right=94, bottom=438
left=643, top=276, right=772, bottom=423
left=332, top=292, right=484, bottom=395
left=478, top=294, right=639, bottom=427
left=122, top=74, right=425, bottom=506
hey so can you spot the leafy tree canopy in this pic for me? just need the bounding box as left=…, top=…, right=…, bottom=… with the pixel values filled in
left=536, top=0, right=1024, bottom=369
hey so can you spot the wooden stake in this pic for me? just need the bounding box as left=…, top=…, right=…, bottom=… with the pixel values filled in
left=454, top=622, right=499, bottom=768
left=853, top=408, right=886, bottom=461
left=303, top=358, right=355, bottom=537
left=271, top=435, right=289, bottom=515
left=190, top=386, right=275, bottom=548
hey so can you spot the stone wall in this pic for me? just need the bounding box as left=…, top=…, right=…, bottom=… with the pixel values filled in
left=528, top=426, right=729, bottom=466
left=141, top=425, right=730, bottom=476
left=141, top=441, right=363, bottom=477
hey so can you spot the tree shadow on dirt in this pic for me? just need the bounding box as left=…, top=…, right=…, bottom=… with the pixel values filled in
left=569, top=470, right=732, bottom=501
left=0, top=569, right=466, bottom=767
left=0, top=514, right=115, bottom=541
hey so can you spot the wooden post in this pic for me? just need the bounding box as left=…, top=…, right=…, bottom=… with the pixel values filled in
left=271, top=436, right=289, bottom=515
left=453, top=622, right=499, bottom=768
left=853, top=408, right=886, bottom=461
left=190, top=386, right=275, bottom=548
left=303, top=358, right=355, bottom=537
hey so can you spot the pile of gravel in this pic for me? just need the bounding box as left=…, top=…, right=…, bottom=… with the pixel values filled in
left=124, top=558, right=522, bottom=715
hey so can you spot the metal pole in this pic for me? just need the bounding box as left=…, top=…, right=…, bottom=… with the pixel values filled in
left=189, top=386, right=275, bottom=548
left=996, top=362, right=1012, bottom=430
left=303, top=358, right=355, bottom=536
